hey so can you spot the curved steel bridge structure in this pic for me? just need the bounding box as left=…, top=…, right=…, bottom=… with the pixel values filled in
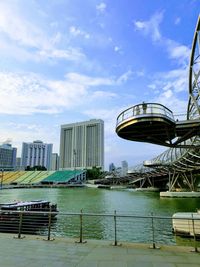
left=116, top=16, right=200, bottom=191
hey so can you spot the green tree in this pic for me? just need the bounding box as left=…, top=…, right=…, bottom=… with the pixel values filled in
left=25, top=165, right=47, bottom=171
left=86, top=166, right=102, bottom=180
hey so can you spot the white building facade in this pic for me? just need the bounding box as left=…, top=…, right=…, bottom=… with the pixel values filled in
left=21, top=140, right=53, bottom=170
left=59, top=119, right=104, bottom=170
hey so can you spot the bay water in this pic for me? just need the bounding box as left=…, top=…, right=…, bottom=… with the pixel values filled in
left=1, top=187, right=200, bottom=245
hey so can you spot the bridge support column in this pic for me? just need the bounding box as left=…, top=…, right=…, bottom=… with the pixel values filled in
left=168, top=170, right=196, bottom=192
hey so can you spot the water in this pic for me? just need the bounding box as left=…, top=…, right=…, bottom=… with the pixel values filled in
left=1, top=187, right=200, bottom=245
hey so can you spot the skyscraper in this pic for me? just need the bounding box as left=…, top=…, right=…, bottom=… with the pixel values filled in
left=0, top=143, right=17, bottom=170
left=59, top=119, right=104, bottom=170
left=121, top=160, right=128, bottom=177
left=21, top=140, right=53, bottom=170
left=109, top=163, right=116, bottom=172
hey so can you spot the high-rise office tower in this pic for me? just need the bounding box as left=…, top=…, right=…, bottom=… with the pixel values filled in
left=109, top=163, right=116, bottom=172
left=121, top=160, right=128, bottom=177
left=0, top=143, right=17, bottom=170
left=21, top=140, right=53, bottom=170
left=59, top=119, right=104, bottom=170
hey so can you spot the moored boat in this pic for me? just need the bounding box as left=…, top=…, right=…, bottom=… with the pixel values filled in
left=172, top=211, right=200, bottom=238
left=0, top=200, right=58, bottom=234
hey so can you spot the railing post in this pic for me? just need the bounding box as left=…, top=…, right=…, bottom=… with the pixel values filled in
left=150, top=212, right=159, bottom=249
left=76, top=209, right=86, bottom=244
left=191, top=213, right=198, bottom=253
left=113, top=210, right=117, bottom=246
left=14, top=212, right=25, bottom=239
left=18, top=212, right=23, bottom=239
left=47, top=206, right=54, bottom=241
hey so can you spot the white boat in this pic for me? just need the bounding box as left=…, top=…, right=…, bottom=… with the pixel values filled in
left=172, top=211, right=200, bottom=237
left=0, top=200, right=58, bottom=233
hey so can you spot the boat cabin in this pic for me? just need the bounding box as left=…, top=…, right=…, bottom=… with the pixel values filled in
left=0, top=200, right=58, bottom=213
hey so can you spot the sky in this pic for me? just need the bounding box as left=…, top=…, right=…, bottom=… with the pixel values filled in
left=0, top=0, right=199, bottom=170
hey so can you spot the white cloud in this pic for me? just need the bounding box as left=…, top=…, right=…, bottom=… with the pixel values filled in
left=154, top=90, right=187, bottom=116
left=96, top=3, right=107, bottom=13
left=114, top=46, right=120, bottom=52
left=0, top=71, right=118, bottom=115
left=69, top=26, right=90, bottom=39
left=50, top=32, right=62, bottom=45
left=134, top=12, right=190, bottom=67
left=165, top=40, right=190, bottom=66
left=156, top=67, right=188, bottom=93
left=37, top=48, right=85, bottom=62
left=148, top=66, right=188, bottom=116
left=0, top=1, right=86, bottom=63
left=117, top=70, right=133, bottom=84
left=0, top=2, right=49, bottom=50
left=134, top=12, right=163, bottom=41
left=135, top=70, right=145, bottom=77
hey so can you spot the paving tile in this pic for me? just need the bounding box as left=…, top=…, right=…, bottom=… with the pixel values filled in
left=76, top=260, right=98, bottom=267
left=152, top=263, right=176, bottom=267
left=162, top=255, right=189, bottom=263
left=128, top=255, right=169, bottom=262
left=98, top=260, right=127, bottom=267
left=127, top=261, right=153, bottom=267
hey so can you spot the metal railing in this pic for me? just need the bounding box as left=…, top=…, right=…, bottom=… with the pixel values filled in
left=0, top=210, right=199, bottom=252
left=116, top=103, right=175, bottom=127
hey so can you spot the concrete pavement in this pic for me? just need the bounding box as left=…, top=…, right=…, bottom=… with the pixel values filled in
left=0, top=233, right=199, bottom=267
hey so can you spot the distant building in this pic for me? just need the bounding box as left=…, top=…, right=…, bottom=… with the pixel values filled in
left=59, top=119, right=104, bottom=170
left=51, top=153, right=59, bottom=171
left=0, top=143, right=17, bottom=170
left=16, top=157, right=21, bottom=170
left=109, top=163, right=116, bottom=172
left=115, top=167, right=122, bottom=177
left=21, top=140, right=53, bottom=170
left=121, top=160, right=128, bottom=177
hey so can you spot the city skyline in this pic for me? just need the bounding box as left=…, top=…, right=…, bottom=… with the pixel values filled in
left=0, top=1, right=199, bottom=170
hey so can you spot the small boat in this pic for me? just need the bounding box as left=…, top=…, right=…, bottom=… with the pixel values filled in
left=0, top=200, right=58, bottom=234
left=172, top=211, right=200, bottom=238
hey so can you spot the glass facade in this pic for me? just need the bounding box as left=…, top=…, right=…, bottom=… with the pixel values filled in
left=0, top=144, right=17, bottom=170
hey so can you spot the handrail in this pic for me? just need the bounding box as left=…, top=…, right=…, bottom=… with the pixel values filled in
left=116, top=103, right=175, bottom=127
left=0, top=209, right=199, bottom=252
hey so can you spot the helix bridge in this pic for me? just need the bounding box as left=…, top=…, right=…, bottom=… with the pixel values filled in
left=116, top=16, right=200, bottom=192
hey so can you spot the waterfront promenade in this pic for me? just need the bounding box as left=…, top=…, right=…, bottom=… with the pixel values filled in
left=0, top=233, right=199, bottom=267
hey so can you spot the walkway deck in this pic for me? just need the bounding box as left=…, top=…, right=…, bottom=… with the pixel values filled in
left=0, top=233, right=199, bottom=267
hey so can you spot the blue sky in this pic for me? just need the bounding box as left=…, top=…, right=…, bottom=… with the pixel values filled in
left=0, top=0, right=199, bottom=170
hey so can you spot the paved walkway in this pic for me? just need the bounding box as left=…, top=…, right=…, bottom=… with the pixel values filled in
left=0, top=233, right=199, bottom=267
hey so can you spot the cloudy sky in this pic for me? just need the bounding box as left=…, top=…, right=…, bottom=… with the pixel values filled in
left=0, top=0, right=199, bottom=170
